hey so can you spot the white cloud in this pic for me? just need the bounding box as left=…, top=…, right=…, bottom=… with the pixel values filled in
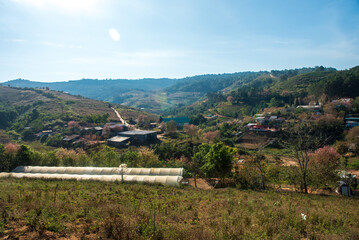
left=109, top=28, right=120, bottom=41
left=12, top=0, right=102, bottom=15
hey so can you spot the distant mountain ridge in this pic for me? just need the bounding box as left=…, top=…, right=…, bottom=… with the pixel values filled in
left=2, top=66, right=337, bottom=114
left=3, top=78, right=178, bottom=96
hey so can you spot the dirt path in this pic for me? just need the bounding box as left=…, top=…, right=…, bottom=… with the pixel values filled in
left=111, top=107, right=128, bottom=126
left=187, top=178, right=213, bottom=190
left=280, top=156, right=298, bottom=166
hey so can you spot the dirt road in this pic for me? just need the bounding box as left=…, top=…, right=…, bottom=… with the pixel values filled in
left=111, top=107, right=129, bottom=126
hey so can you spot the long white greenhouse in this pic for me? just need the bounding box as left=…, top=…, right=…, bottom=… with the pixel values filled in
left=0, top=166, right=184, bottom=186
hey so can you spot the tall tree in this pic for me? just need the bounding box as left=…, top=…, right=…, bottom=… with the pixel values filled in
left=165, top=120, right=177, bottom=135
left=199, top=142, right=237, bottom=187
left=282, top=122, right=326, bottom=193
left=184, top=124, right=198, bottom=141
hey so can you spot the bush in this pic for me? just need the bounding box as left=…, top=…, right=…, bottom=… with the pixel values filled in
left=336, top=141, right=348, bottom=155
left=348, top=158, right=359, bottom=170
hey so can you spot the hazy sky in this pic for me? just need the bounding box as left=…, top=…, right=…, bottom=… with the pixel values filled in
left=1, top=0, right=359, bottom=82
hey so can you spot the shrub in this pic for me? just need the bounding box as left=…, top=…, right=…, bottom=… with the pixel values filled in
left=348, top=158, right=359, bottom=170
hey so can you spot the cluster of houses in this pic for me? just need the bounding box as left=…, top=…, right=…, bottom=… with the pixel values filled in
left=32, top=122, right=158, bottom=148
left=246, top=98, right=359, bottom=132
left=246, top=114, right=285, bottom=132
left=29, top=116, right=195, bottom=149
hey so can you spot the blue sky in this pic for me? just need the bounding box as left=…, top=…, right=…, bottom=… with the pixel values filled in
left=0, top=0, right=358, bottom=82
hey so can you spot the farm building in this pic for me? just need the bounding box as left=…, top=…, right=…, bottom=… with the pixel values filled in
left=118, top=130, right=157, bottom=144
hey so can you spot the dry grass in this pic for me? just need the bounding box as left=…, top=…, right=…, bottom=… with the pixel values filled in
left=0, top=178, right=358, bottom=239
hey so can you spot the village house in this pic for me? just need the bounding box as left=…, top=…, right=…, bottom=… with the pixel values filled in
left=249, top=125, right=279, bottom=132
left=253, top=114, right=285, bottom=126
left=63, top=135, right=80, bottom=143
left=34, top=130, right=53, bottom=139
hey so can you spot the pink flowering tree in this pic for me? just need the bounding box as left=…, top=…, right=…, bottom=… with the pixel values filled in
left=227, top=96, right=235, bottom=104
left=310, top=146, right=341, bottom=189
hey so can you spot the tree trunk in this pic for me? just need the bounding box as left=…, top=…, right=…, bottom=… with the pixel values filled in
left=303, top=173, right=308, bottom=194
left=194, top=173, right=197, bottom=188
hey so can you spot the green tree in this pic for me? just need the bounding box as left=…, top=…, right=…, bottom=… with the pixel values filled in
left=137, top=115, right=151, bottom=129
left=346, top=126, right=359, bottom=154
left=14, top=145, right=33, bottom=169
left=269, top=97, right=280, bottom=107
left=165, top=120, right=177, bottom=135
left=199, top=142, right=237, bottom=186
left=353, top=97, right=359, bottom=113
left=46, top=134, right=63, bottom=147
left=30, top=108, right=39, bottom=120
left=22, top=129, right=35, bottom=141
left=192, top=143, right=211, bottom=187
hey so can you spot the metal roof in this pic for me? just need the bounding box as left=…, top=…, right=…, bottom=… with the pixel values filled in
left=119, top=130, right=157, bottom=135
left=107, top=136, right=130, bottom=142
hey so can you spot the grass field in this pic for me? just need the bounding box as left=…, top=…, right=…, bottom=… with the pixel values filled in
left=0, top=179, right=358, bottom=239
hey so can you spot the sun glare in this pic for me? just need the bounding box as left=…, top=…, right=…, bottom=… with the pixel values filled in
left=109, top=28, right=120, bottom=41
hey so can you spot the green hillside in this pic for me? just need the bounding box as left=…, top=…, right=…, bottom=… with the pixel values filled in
left=4, top=66, right=355, bottom=115
left=167, top=66, right=358, bottom=118
left=0, top=86, right=157, bottom=136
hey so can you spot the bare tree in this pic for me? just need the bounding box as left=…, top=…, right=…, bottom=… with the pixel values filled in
left=282, top=122, right=326, bottom=194
left=184, top=124, right=198, bottom=141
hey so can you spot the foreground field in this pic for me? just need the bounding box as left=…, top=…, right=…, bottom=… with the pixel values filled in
left=0, top=179, right=358, bottom=239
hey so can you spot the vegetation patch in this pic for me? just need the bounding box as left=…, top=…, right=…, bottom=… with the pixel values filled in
left=0, top=179, right=358, bottom=239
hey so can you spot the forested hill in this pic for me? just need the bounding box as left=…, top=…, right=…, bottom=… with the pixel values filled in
left=166, top=66, right=358, bottom=118
left=164, top=72, right=267, bottom=93
left=2, top=66, right=337, bottom=114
